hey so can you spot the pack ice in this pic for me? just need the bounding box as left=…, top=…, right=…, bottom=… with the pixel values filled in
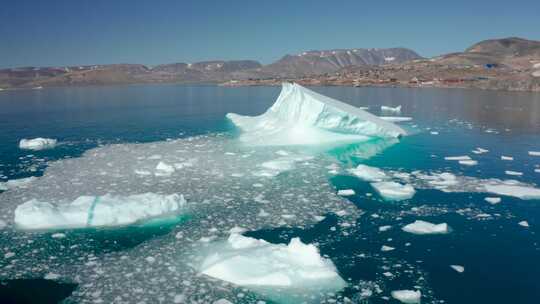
left=227, top=83, right=406, bottom=146
left=14, top=193, right=186, bottom=230
left=19, top=138, right=57, bottom=150
left=199, top=232, right=346, bottom=303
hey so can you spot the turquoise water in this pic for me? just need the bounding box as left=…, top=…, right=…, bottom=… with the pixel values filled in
left=0, top=84, right=539, bottom=303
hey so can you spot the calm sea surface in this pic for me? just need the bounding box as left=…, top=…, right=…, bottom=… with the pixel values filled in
left=0, top=84, right=539, bottom=304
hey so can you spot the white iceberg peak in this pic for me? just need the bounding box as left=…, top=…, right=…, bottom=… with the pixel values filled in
left=227, top=83, right=405, bottom=146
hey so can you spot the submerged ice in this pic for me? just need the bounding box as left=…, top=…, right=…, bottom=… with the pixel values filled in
left=227, top=83, right=406, bottom=146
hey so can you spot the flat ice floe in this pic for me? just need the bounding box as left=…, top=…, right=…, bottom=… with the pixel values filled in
left=14, top=193, right=186, bottom=230
left=19, top=138, right=57, bottom=150
left=391, top=290, right=421, bottom=303
left=198, top=233, right=346, bottom=303
left=402, top=220, right=450, bottom=235
left=381, top=105, right=402, bottom=114
left=371, top=181, right=415, bottom=201
left=227, top=83, right=406, bottom=146
left=348, top=164, right=388, bottom=182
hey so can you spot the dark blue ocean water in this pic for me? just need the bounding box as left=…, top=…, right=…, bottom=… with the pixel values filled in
left=1, top=84, right=539, bottom=304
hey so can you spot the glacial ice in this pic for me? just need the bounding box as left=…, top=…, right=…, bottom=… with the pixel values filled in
left=198, top=233, right=346, bottom=302
left=371, top=181, right=416, bottom=201
left=19, top=138, right=57, bottom=150
left=14, top=193, right=186, bottom=230
left=402, top=220, right=450, bottom=235
left=391, top=290, right=422, bottom=304
left=227, top=83, right=406, bottom=146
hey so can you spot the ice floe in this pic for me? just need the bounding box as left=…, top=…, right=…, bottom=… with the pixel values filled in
left=198, top=233, right=346, bottom=302
left=381, top=105, right=402, bottom=114
left=19, top=138, right=57, bottom=150
left=402, top=220, right=450, bottom=235
left=501, top=155, right=513, bottom=161
left=379, top=116, right=412, bottom=122
left=0, top=176, right=36, bottom=191
left=371, top=181, right=415, bottom=201
left=450, top=265, right=465, bottom=273
left=484, top=197, right=501, bottom=204
left=529, top=151, right=540, bottom=156
left=391, top=290, right=421, bottom=303
left=444, top=155, right=471, bottom=161
left=518, top=220, right=529, bottom=227
left=348, top=164, right=388, bottom=182
left=337, top=189, right=355, bottom=196
left=227, top=83, right=406, bottom=146
left=472, top=148, right=489, bottom=154
left=459, top=160, right=478, bottom=166
left=505, top=170, right=523, bottom=176
left=14, top=193, right=186, bottom=230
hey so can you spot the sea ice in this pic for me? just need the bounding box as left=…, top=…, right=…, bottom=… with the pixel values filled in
left=484, top=197, right=501, bottom=204
left=19, top=138, right=57, bottom=150
left=391, top=290, right=421, bottom=304
left=198, top=233, right=346, bottom=302
left=381, top=245, right=395, bottom=252
left=337, top=189, right=355, bottom=196
left=472, top=148, right=489, bottom=154
left=381, top=105, right=402, bottom=114
left=459, top=160, right=478, bottom=166
left=484, top=184, right=540, bottom=200
left=505, top=170, right=523, bottom=176
left=529, top=151, right=540, bottom=156
left=518, top=221, right=529, bottom=227
left=402, top=220, right=450, bottom=235
left=450, top=265, right=465, bottom=273
left=348, top=164, right=387, bottom=182
left=501, top=156, right=513, bottom=161
left=379, top=116, right=412, bottom=122
left=444, top=156, right=471, bottom=161
left=14, top=193, right=186, bottom=230
left=227, top=83, right=406, bottom=146
left=0, top=176, right=36, bottom=191
left=371, top=182, right=415, bottom=201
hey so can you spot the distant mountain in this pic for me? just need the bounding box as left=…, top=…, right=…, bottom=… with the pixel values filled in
left=256, top=48, right=422, bottom=77
left=465, top=37, right=540, bottom=56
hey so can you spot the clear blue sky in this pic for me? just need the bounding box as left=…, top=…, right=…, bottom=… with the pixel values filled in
left=1, top=0, right=539, bottom=68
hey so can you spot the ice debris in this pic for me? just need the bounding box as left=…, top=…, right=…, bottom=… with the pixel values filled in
left=0, top=176, right=36, bottom=191
left=402, top=220, right=450, bottom=235
left=450, top=265, right=465, bottom=273
left=337, top=189, right=355, bottom=196
left=518, top=221, right=529, bottom=227
left=19, top=138, right=57, bottom=150
left=381, top=105, right=402, bottom=114
left=348, top=164, right=388, bottom=182
left=484, top=197, right=501, bottom=204
left=14, top=193, right=186, bottom=230
left=227, top=83, right=406, bottom=146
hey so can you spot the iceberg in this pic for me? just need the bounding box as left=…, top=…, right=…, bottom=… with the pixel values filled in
left=227, top=83, right=406, bottom=146
left=19, top=138, right=57, bottom=150
left=391, top=290, right=421, bottom=304
left=199, top=233, right=346, bottom=303
left=371, top=181, right=415, bottom=201
left=402, top=220, right=450, bottom=235
left=14, top=193, right=186, bottom=230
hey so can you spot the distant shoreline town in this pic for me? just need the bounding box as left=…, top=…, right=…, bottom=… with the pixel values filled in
left=1, top=37, right=539, bottom=92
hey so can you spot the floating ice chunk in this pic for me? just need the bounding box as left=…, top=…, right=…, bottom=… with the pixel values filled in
left=44, top=273, right=61, bottom=280
left=484, top=184, right=540, bottom=200
left=155, top=161, right=175, bottom=176
left=199, top=234, right=346, bottom=301
left=505, top=170, right=523, bottom=176
left=348, top=164, right=387, bottom=182
left=449, top=265, right=465, bottom=273
left=371, top=182, right=415, bottom=201
left=0, top=219, right=6, bottom=229
left=337, top=189, right=355, bottom=196
left=529, top=151, right=540, bottom=156
left=501, top=156, right=513, bottom=161
left=0, top=176, right=36, bottom=191
left=227, top=83, right=406, bottom=146
left=472, top=148, right=489, bottom=154
left=459, top=160, right=477, bottom=166
left=379, top=225, right=392, bottom=232
left=484, top=197, right=501, bottom=204
left=134, top=169, right=152, bottom=176
left=444, top=156, right=471, bottom=161
left=430, top=131, right=439, bottom=135
left=381, top=245, right=395, bottom=252
left=518, top=221, right=529, bottom=227
left=535, top=168, right=540, bottom=173
left=51, top=233, right=66, bottom=239
left=402, top=220, right=450, bottom=235
left=213, top=300, right=233, bottom=304
left=391, top=290, right=421, bottom=304
left=381, top=105, right=402, bottom=114
left=14, top=193, right=186, bottom=230
left=19, top=138, right=57, bottom=150
left=378, top=116, right=412, bottom=122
